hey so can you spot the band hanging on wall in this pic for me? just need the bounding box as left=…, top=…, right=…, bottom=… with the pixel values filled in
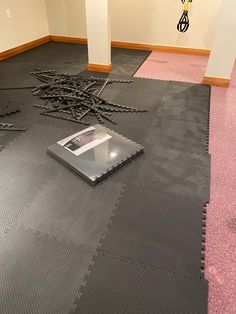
left=177, top=0, right=193, bottom=33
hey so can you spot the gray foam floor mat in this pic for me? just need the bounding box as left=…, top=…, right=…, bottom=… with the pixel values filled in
left=0, top=42, right=150, bottom=89
left=68, top=77, right=210, bottom=311
left=131, top=147, right=210, bottom=202
left=0, top=43, right=211, bottom=313
left=0, top=128, right=22, bottom=149
left=20, top=169, right=124, bottom=248
left=157, top=81, right=210, bottom=124
left=101, top=188, right=205, bottom=278
left=0, top=158, right=54, bottom=238
left=72, top=251, right=208, bottom=314
left=147, top=117, right=209, bottom=154
left=0, top=123, right=78, bottom=164
left=0, top=227, right=95, bottom=314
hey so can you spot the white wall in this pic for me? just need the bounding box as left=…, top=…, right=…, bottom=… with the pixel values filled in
left=45, top=0, right=222, bottom=50
left=45, top=0, right=87, bottom=38
left=0, top=0, right=49, bottom=52
left=85, top=0, right=111, bottom=65
left=111, top=0, right=222, bottom=49
left=0, top=0, right=223, bottom=52
left=205, top=0, right=236, bottom=79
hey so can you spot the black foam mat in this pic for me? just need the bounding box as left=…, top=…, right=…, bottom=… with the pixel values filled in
left=0, top=43, right=150, bottom=89
left=72, top=251, right=208, bottom=314
left=0, top=124, right=125, bottom=248
left=0, top=127, right=23, bottom=149
left=130, top=147, right=210, bottom=203
left=0, top=227, right=95, bottom=314
left=0, top=158, right=54, bottom=238
left=68, top=78, right=210, bottom=311
left=146, top=117, right=209, bottom=154
left=0, top=42, right=211, bottom=313
left=20, top=169, right=123, bottom=248
left=101, top=188, right=204, bottom=278
left=157, top=81, right=211, bottom=124
left=0, top=123, right=78, bottom=164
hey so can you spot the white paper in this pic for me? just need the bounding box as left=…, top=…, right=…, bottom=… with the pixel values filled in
left=58, top=126, right=112, bottom=156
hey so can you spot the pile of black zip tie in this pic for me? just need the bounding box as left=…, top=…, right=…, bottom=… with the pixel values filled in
left=32, top=70, right=147, bottom=125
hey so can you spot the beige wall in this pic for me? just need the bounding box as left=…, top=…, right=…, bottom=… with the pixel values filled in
left=45, top=0, right=222, bottom=50
left=205, top=0, right=236, bottom=79
left=111, top=0, right=222, bottom=49
left=45, top=0, right=87, bottom=38
left=0, top=0, right=49, bottom=52
left=0, top=0, right=222, bottom=52
left=85, top=0, right=111, bottom=65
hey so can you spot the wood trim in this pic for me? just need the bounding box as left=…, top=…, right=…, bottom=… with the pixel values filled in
left=0, top=36, right=50, bottom=61
left=202, top=76, right=230, bottom=87
left=87, top=63, right=112, bottom=73
left=50, top=35, right=87, bottom=45
left=47, top=35, right=212, bottom=57
left=0, top=35, right=210, bottom=62
left=111, top=41, right=210, bottom=56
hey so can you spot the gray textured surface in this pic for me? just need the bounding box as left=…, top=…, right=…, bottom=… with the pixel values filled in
left=130, top=147, right=210, bottom=202
left=0, top=123, right=77, bottom=164
left=20, top=169, right=123, bottom=248
left=101, top=188, right=204, bottom=278
left=0, top=42, right=210, bottom=313
left=0, top=227, right=95, bottom=314
left=0, top=158, right=54, bottom=238
left=72, top=251, right=208, bottom=314
left=0, top=42, right=150, bottom=89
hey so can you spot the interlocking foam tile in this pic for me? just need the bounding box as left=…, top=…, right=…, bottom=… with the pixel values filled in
left=0, top=227, right=95, bottom=314
left=0, top=122, right=138, bottom=185
left=110, top=48, right=150, bottom=76
left=104, top=79, right=169, bottom=143
left=0, top=158, right=54, bottom=238
left=0, top=127, right=23, bottom=150
left=0, top=89, right=86, bottom=130
left=0, top=123, right=76, bottom=164
left=109, top=79, right=210, bottom=156
left=129, top=145, right=210, bottom=203
left=101, top=187, right=204, bottom=279
left=156, top=81, right=211, bottom=124
left=146, top=117, right=209, bottom=154
left=72, top=251, right=208, bottom=314
left=20, top=168, right=124, bottom=248
left=0, top=73, right=211, bottom=312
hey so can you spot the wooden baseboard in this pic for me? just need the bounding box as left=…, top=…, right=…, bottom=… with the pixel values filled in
left=0, top=36, right=50, bottom=61
left=202, top=76, right=230, bottom=87
left=0, top=35, right=210, bottom=62
left=87, top=63, right=112, bottom=73
left=50, top=35, right=87, bottom=45
left=111, top=41, right=210, bottom=56
left=47, top=35, right=211, bottom=57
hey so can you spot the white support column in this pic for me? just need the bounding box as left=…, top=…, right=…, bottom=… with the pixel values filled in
left=85, top=0, right=112, bottom=73
left=204, top=0, right=236, bottom=84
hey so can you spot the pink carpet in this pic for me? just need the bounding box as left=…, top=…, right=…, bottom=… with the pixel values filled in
left=135, top=51, right=209, bottom=84
left=135, top=52, right=236, bottom=313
